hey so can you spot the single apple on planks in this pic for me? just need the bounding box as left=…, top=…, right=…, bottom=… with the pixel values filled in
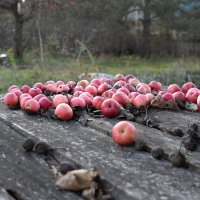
left=112, top=121, right=137, bottom=145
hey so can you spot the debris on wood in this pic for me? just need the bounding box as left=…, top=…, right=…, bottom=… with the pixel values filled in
left=151, top=147, right=164, bottom=160
left=55, top=169, right=100, bottom=191
left=168, top=151, right=186, bottom=167
left=134, top=139, right=148, bottom=151
left=59, top=162, right=77, bottom=175
left=22, top=137, right=36, bottom=152
left=151, top=97, right=180, bottom=110
left=33, top=141, right=52, bottom=155
left=168, top=127, right=184, bottom=137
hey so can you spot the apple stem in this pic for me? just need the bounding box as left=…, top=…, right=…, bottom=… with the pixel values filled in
left=178, top=141, right=183, bottom=153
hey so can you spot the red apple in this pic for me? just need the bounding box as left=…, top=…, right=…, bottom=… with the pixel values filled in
left=21, top=85, right=31, bottom=93
left=128, top=78, right=140, bottom=87
left=25, top=99, right=40, bottom=113
left=73, top=86, right=84, bottom=94
left=56, top=84, right=70, bottom=93
left=73, top=91, right=83, bottom=97
left=10, top=89, right=23, bottom=98
left=33, top=82, right=44, bottom=91
left=146, top=93, right=155, bottom=103
left=45, top=84, right=57, bottom=93
left=8, top=85, right=20, bottom=92
left=162, top=93, right=175, bottom=101
left=124, top=84, right=136, bottom=93
left=114, top=74, right=125, bottom=82
left=67, top=81, right=76, bottom=88
left=124, top=75, right=135, bottom=83
left=102, top=90, right=115, bottom=98
left=100, top=77, right=110, bottom=84
left=117, top=87, right=130, bottom=95
left=56, top=80, right=65, bottom=87
left=84, top=85, right=98, bottom=96
left=137, top=85, right=151, bottom=94
left=185, top=88, right=200, bottom=103
left=90, top=79, right=101, bottom=86
left=149, top=81, right=162, bottom=91
left=79, top=93, right=93, bottom=106
left=128, top=92, right=139, bottom=104
left=53, top=94, right=69, bottom=107
left=70, top=97, right=86, bottom=108
left=55, top=103, right=73, bottom=121
left=167, top=84, right=181, bottom=94
left=101, top=98, right=120, bottom=118
left=39, top=97, right=53, bottom=110
left=90, top=83, right=99, bottom=89
left=20, top=96, right=32, bottom=110
left=44, top=80, right=56, bottom=87
left=114, top=80, right=126, bottom=87
left=98, top=84, right=112, bottom=95
left=173, top=91, right=186, bottom=103
left=157, top=91, right=167, bottom=97
left=77, top=80, right=89, bottom=88
left=3, top=93, right=19, bottom=108
left=33, top=94, right=45, bottom=101
left=133, top=94, right=149, bottom=108
left=136, top=83, right=149, bottom=90
left=181, top=82, right=196, bottom=94
left=112, top=92, right=129, bottom=106
left=112, top=121, right=137, bottom=145
left=80, top=92, right=93, bottom=99
left=29, top=87, right=42, bottom=97
left=19, top=93, right=32, bottom=102
left=92, top=96, right=105, bottom=110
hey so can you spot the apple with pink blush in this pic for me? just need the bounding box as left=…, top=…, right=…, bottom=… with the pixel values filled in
left=55, top=103, right=73, bottom=121
left=101, top=98, right=121, bottom=117
left=112, top=121, right=137, bottom=145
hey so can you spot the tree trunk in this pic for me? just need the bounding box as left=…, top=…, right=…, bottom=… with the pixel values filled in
left=141, top=0, right=151, bottom=57
left=14, top=14, right=24, bottom=62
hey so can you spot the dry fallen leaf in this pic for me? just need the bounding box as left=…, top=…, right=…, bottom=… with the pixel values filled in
left=56, top=169, right=100, bottom=191
left=151, top=97, right=180, bottom=110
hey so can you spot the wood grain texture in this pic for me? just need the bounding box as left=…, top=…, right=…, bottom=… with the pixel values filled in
left=134, top=108, right=200, bottom=134
left=0, top=101, right=200, bottom=199
left=87, top=117, right=200, bottom=171
left=0, top=121, right=81, bottom=200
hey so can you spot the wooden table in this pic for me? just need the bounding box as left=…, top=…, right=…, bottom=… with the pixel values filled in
left=0, top=95, right=200, bottom=200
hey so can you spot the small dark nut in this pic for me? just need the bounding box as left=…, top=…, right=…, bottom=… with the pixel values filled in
left=169, top=152, right=186, bottom=167
left=190, top=123, right=198, bottom=131
left=183, top=137, right=197, bottom=151
left=151, top=147, right=164, bottom=160
left=135, top=140, right=147, bottom=151
left=168, top=127, right=184, bottom=137
left=59, top=162, right=76, bottom=175
left=187, top=128, right=200, bottom=143
left=22, top=138, right=36, bottom=151
left=33, top=141, right=51, bottom=155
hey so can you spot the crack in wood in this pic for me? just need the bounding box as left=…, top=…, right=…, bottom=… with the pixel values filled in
left=6, top=190, right=23, bottom=200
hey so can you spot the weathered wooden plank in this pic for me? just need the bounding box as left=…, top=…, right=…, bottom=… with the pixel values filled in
left=86, top=117, right=200, bottom=171
left=134, top=108, right=200, bottom=134
left=0, top=103, right=200, bottom=199
left=0, top=121, right=82, bottom=200
left=0, top=188, right=15, bottom=200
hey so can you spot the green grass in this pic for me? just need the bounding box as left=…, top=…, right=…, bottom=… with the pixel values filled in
left=0, top=53, right=200, bottom=93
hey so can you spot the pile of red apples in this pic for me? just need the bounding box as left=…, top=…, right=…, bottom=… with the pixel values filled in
left=3, top=74, right=200, bottom=118
left=3, top=74, right=200, bottom=145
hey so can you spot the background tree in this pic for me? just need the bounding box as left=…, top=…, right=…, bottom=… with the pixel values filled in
left=0, top=0, right=39, bottom=61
